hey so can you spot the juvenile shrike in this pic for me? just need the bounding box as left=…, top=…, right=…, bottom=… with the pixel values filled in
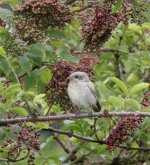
left=67, top=71, right=101, bottom=112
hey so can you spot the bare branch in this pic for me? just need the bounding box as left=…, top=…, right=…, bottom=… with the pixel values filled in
left=118, top=146, right=150, bottom=151
left=52, top=132, right=72, bottom=153
left=65, top=0, right=77, bottom=5
left=74, top=2, right=99, bottom=12
left=73, top=48, right=127, bottom=56
left=62, top=142, right=83, bottom=163
left=44, top=127, right=105, bottom=144
left=0, top=111, right=150, bottom=125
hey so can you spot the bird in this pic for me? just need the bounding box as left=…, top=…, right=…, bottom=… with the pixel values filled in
left=67, top=71, right=101, bottom=112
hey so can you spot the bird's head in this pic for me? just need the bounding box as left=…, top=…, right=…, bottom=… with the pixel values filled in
left=67, top=71, right=90, bottom=83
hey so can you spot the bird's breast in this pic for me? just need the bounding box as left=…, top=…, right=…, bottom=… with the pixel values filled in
left=67, top=82, right=96, bottom=109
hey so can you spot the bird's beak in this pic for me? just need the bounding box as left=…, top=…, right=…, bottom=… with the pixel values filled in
left=67, top=76, right=70, bottom=82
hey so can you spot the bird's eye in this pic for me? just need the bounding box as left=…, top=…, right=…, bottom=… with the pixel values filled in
left=75, top=75, right=78, bottom=79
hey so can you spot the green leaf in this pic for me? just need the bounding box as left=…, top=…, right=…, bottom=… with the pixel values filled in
left=33, top=94, right=45, bottom=104
left=11, top=107, right=28, bottom=116
left=108, top=96, right=124, bottom=107
left=5, top=84, right=21, bottom=93
left=96, top=82, right=111, bottom=98
left=111, top=77, right=128, bottom=96
left=35, top=122, right=49, bottom=130
left=125, top=98, right=141, bottom=110
left=24, top=70, right=39, bottom=90
left=112, top=0, right=122, bottom=13
left=18, top=56, right=31, bottom=75
left=0, top=8, right=13, bottom=23
left=0, top=58, right=10, bottom=75
left=0, top=47, right=6, bottom=57
left=40, top=68, right=52, bottom=84
left=58, top=49, right=80, bottom=63
left=129, top=83, right=149, bottom=96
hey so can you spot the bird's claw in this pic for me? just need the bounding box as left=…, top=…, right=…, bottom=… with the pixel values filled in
left=88, top=112, right=93, bottom=117
left=75, top=111, right=80, bottom=117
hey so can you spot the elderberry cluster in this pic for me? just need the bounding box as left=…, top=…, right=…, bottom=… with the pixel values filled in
left=2, top=123, right=40, bottom=164
left=141, top=92, right=150, bottom=108
left=14, top=0, right=73, bottom=44
left=106, top=116, right=143, bottom=150
left=81, top=2, right=128, bottom=50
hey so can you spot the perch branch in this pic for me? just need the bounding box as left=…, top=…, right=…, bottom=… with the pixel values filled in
left=0, top=111, right=150, bottom=125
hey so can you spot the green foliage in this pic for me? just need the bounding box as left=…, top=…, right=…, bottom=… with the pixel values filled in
left=0, top=0, right=149, bottom=164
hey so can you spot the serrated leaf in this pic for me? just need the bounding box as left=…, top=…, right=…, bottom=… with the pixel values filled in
left=125, top=98, right=141, bottom=110
left=40, top=68, right=52, bottom=84
left=11, top=107, right=28, bottom=116
left=129, top=83, right=149, bottom=96
left=111, top=77, right=128, bottom=96
left=18, top=56, right=31, bottom=75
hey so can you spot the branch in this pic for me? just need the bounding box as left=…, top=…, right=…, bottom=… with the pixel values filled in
left=62, top=142, right=83, bottom=163
left=46, top=128, right=150, bottom=152
left=73, top=48, right=127, bottom=56
left=114, top=54, right=121, bottom=79
left=44, top=127, right=105, bottom=144
left=118, top=146, right=150, bottom=151
left=52, top=132, right=72, bottom=153
left=65, top=0, right=77, bottom=5
left=74, top=2, right=99, bottom=12
left=1, top=111, right=150, bottom=125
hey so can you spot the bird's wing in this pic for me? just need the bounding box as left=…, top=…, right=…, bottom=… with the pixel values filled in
left=87, top=81, right=96, bottom=95
left=87, top=81, right=101, bottom=111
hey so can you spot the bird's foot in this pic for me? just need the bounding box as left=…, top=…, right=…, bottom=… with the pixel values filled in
left=75, top=110, right=80, bottom=117
left=88, top=112, right=93, bottom=117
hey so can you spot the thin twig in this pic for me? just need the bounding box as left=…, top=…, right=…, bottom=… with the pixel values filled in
left=52, top=132, right=72, bottom=153
left=65, top=0, right=77, bottom=5
left=73, top=48, right=127, bottom=56
left=62, top=142, right=83, bottom=163
left=44, top=127, right=105, bottom=144
left=118, top=146, right=150, bottom=151
left=93, top=118, right=99, bottom=140
left=74, top=2, right=99, bottom=12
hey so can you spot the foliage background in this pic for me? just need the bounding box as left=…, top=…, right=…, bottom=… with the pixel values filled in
left=0, top=0, right=150, bottom=164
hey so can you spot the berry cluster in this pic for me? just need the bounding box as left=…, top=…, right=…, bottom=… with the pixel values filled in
left=46, top=61, right=75, bottom=110
left=14, top=0, right=73, bottom=44
left=2, top=34, right=27, bottom=57
left=106, top=116, right=143, bottom=149
left=46, top=54, right=99, bottom=110
left=2, top=123, right=40, bottom=164
left=140, top=92, right=150, bottom=107
left=81, top=3, right=128, bottom=50
left=76, top=53, right=99, bottom=80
